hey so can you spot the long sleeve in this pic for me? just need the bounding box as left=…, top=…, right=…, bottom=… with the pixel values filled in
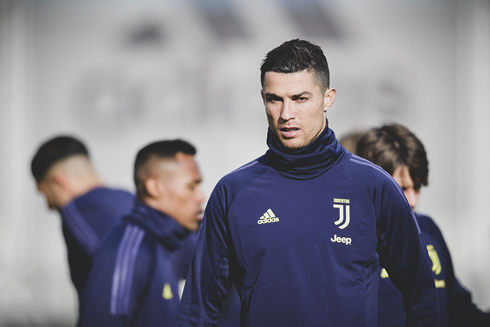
left=346, top=155, right=440, bottom=326
left=78, top=224, right=152, bottom=327
left=177, top=184, right=233, bottom=326
left=375, top=178, right=440, bottom=326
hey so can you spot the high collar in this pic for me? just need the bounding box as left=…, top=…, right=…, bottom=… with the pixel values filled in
left=123, top=200, right=190, bottom=251
left=265, top=119, right=345, bottom=180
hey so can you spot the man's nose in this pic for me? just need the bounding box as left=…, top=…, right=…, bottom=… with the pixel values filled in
left=280, top=100, right=295, bottom=121
left=196, top=186, right=205, bottom=204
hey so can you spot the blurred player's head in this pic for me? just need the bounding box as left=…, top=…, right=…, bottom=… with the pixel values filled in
left=356, top=123, right=429, bottom=209
left=31, top=136, right=102, bottom=209
left=260, top=39, right=336, bottom=150
left=134, top=139, right=204, bottom=231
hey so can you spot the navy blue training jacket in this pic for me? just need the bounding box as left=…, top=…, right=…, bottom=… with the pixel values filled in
left=78, top=200, right=196, bottom=327
left=177, top=122, right=440, bottom=326
left=60, top=187, right=134, bottom=296
left=378, top=213, right=490, bottom=327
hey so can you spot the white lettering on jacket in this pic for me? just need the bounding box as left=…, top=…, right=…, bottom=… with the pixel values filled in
left=330, top=234, right=352, bottom=245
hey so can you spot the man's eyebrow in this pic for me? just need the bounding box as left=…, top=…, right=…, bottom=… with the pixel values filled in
left=264, top=91, right=313, bottom=98
left=292, top=91, right=312, bottom=97
left=264, top=93, right=282, bottom=99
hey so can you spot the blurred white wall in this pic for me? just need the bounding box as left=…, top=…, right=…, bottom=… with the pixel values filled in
left=1, top=0, right=489, bottom=325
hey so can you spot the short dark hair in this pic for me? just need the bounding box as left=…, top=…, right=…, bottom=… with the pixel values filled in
left=31, top=135, right=89, bottom=182
left=356, top=123, right=429, bottom=190
left=134, top=139, right=196, bottom=198
left=260, top=39, right=330, bottom=92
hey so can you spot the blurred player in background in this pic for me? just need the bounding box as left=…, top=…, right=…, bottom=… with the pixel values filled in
left=78, top=139, right=204, bottom=326
left=31, top=135, right=134, bottom=303
left=355, top=123, right=490, bottom=327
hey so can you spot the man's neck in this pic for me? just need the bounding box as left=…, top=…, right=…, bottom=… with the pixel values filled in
left=67, top=175, right=104, bottom=204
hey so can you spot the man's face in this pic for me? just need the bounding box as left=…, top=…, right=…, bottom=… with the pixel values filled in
left=37, top=176, right=65, bottom=210
left=261, top=69, right=336, bottom=150
left=392, top=165, right=420, bottom=210
left=160, top=154, right=205, bottom=232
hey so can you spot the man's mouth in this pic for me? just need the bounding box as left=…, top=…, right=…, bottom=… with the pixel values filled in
left=280, top=127, right=300, bottom=138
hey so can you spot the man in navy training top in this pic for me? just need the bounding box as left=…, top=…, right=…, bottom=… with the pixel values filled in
left=78, top=139, right=205, bottom=326
left=31, top=135, right=134, bottom=300
left=356, top=123, right=490, bottom=327
left=177, top=39, right=440, bottom=326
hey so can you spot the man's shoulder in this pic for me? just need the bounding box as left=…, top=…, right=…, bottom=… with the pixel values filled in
left=338, top=153, right=399, bottom=188
left=78, top=187, right=135, bottom=203
left=68, top=187, right=135, bottom=217
left=203, top=155, right=271, bottom=211
left=415, top=213, right=444, bottom=237
left=334, top=154, right=410, bottom=211
left=60, top=188, right=135, bottom=254
left=97, top=220, right=156, bottom=265
left=415, top=213, right=435, bottom=224
left=217, top=155, right=270, bottom=188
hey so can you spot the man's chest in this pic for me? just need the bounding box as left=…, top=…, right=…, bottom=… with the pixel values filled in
left=226, top=175, right=379, bottom=269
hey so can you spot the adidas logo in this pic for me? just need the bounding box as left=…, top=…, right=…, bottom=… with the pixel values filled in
left=257, top=209, right=279, bottom=224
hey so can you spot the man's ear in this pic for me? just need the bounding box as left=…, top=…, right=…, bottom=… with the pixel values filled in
left=323, top=87, right=337, bottom=112
left=45, top=172, right=74, bottom=208
left=261, top=89, right=266, bottom=105
left=51, top=172, right=69, bottom=192
left=144, top=177, right=163, bottom=199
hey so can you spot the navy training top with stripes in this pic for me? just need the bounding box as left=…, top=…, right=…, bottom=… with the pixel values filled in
left=78, top=200, right=195, bottom=327
left=60, top=187, right=135, bottom=297
left=178, top=121, right=440, bottom=327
